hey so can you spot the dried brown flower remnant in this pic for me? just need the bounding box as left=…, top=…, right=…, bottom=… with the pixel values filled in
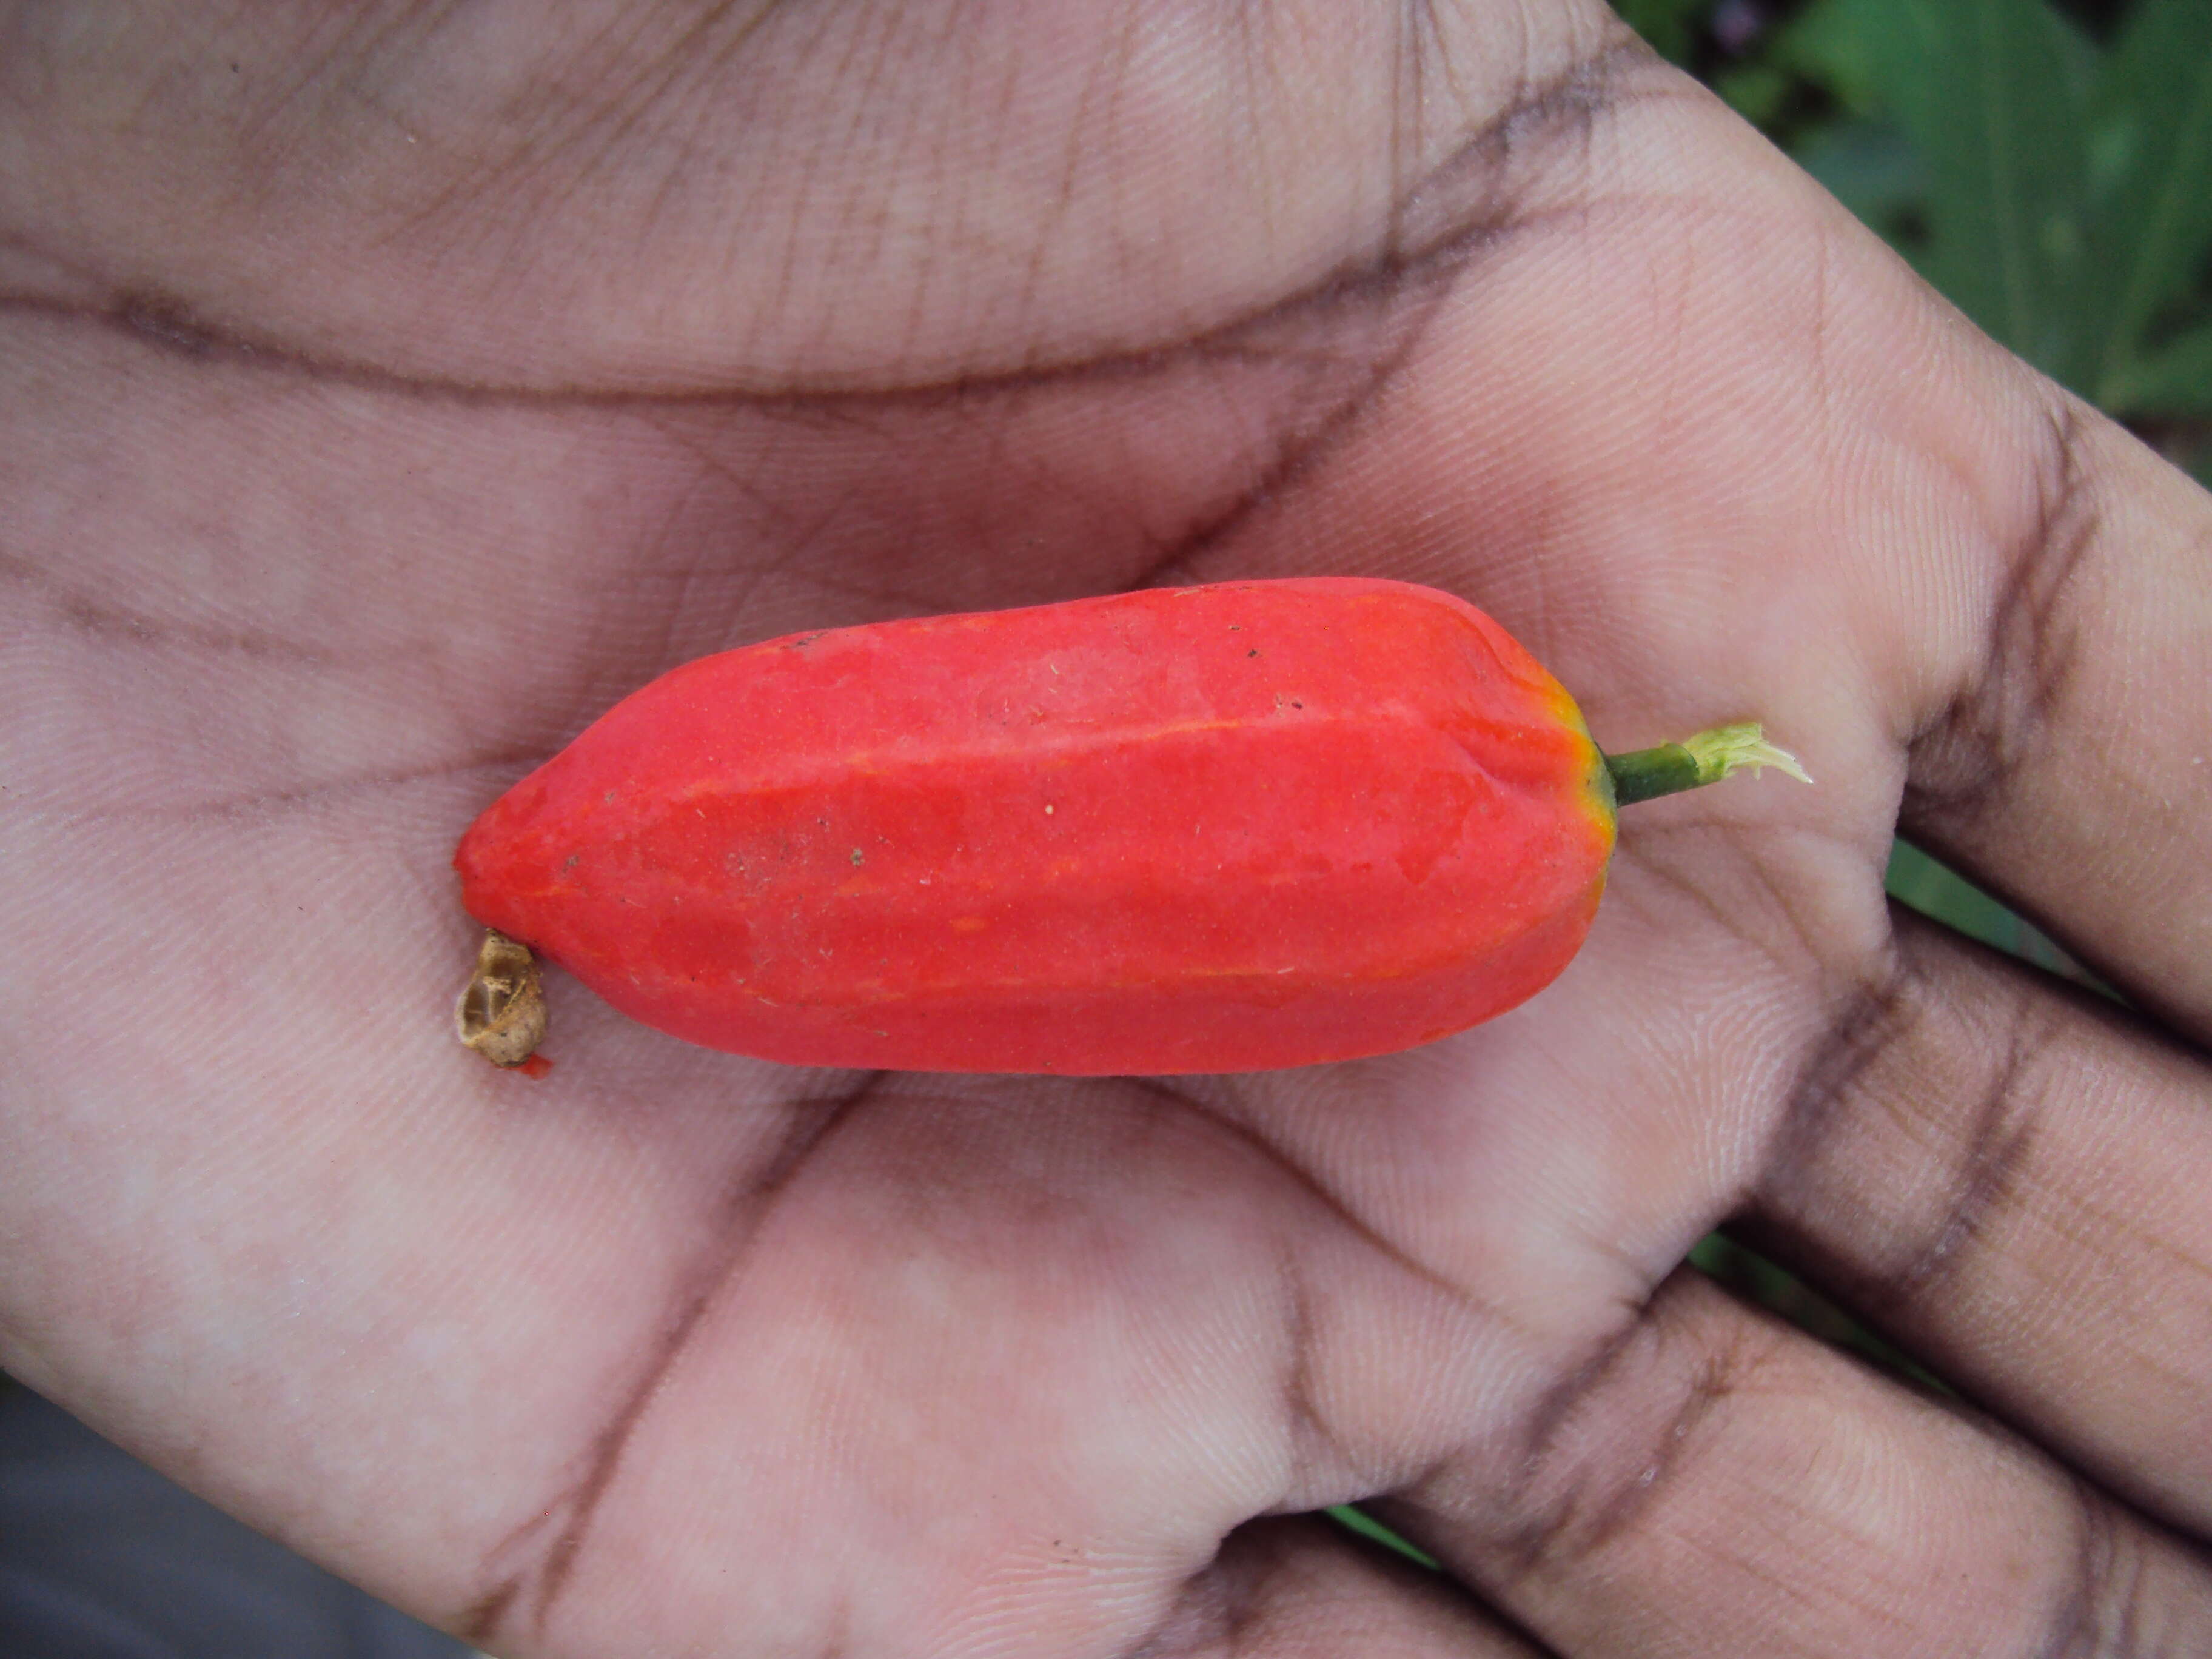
left=457, top=930, right=546, bottom=1068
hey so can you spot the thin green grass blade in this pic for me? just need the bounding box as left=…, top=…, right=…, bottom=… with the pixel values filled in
left=1325, top=1505, right=1441, bottom=1569
left=1885, top=840, right=2114, bottom=993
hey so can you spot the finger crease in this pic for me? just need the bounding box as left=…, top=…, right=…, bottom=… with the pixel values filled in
left=1905, top=395, right=2100, bottom=830
left=458, top=1075, right=882, bottom=1647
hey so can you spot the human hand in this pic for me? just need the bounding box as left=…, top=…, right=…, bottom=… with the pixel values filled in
left=4, top=4, right=2210, bottom=1655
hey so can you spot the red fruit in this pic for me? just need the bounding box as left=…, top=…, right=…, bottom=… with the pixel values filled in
left=455, top=579, right=1627, bottom=1073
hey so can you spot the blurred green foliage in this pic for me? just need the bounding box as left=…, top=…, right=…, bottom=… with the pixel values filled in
left=1614, top=0, right=1717, bottom=62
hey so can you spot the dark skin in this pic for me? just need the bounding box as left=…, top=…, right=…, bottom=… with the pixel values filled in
left=5, top=4, right=2211, bottom=1655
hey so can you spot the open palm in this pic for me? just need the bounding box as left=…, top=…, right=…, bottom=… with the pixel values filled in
left=6, top=4, right=2211, bottom=1655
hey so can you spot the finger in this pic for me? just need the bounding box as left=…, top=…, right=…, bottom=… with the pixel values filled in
left=1137, top=1518, right=1552, bottom=1658
left=1745, top=905, right=2212, bottom=1536
left=1376, top=1270, right=2212, bottom=1658
left=1894, top=397, right=2212, bottom=1037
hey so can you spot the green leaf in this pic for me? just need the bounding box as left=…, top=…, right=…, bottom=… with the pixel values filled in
left=1871, top=0, right=2097, bottom=378
left=1793, top=119, right=1926, bottom=238
left=1718, top=62, right=1793, bottom=128
left=1612, top=0, right=1711, bottom=65
left=2080, top=0, right=2212, bottom=405
left=1768, top=0, right=1888, bottom=117
left=2106, top=317, right=2212, bottom=415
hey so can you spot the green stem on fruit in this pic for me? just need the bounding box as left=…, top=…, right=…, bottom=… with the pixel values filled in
left=1603, top=722, right=1811, bottom=807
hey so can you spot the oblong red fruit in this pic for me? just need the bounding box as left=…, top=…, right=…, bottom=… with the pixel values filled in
left=454, top=578, right=1617, bottom=1073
